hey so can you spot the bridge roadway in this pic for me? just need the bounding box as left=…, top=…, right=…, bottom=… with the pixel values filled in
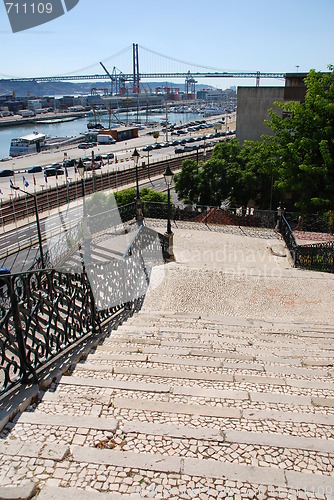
left=2, top=72, right=285, bottom=83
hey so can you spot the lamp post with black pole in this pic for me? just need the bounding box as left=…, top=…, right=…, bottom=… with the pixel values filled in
left=163, top=164, right=175, bottom=261
left=132, top=148, right=143, bottom=224
left=77, top=158, right=92, bottom=266
left=11, top=186, right=45, bottom=268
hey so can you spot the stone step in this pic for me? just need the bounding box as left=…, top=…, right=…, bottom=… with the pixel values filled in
left=54, top=375, right=332, bottom=408
left=68, top=445, right=334, bottom=496
left=74, top=354, right=332, bottom=382
left=97, top=343, right=328, bottom=366
left=100, top=338, right=334, bottom=365
left=127, top=310, right=334, bottom=332
left=38, top=484, right=141, bottom=499
left=71, top=363, right=334, bottom=393
left=106, top=332, right=334, bottom=358
left=17, top=413, right=118, bottom=432
left=122, top=323, right=334, bottom=345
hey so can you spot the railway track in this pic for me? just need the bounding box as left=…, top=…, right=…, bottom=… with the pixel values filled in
left=0, top=151, right=211, bottom=228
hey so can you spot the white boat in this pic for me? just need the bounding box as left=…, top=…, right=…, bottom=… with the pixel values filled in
left=9, top=132, right=46, bottom=157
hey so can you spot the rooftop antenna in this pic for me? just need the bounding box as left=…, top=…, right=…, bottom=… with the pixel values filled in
left=296, top=65, right=300, bottom=72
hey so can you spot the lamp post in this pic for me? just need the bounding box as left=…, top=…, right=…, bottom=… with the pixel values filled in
left=77, top=158, right=85, bottom=213
left=163, top=164, right=175, bottom=260
left=11, top=186, right=45, bottom=268
left=77, top=158, right=92, bottom=265
left=132, top=148, right=143, bottom=223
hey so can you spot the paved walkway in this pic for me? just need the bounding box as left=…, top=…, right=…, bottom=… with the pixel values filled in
left=0, top=223, right=334, bottom=499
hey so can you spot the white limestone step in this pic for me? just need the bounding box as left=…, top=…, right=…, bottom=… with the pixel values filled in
left=17, top=413, right=118, bottom=432
left=58, top=376, right=171, bottom=393
left=0, top=482, right=36, bottom=500
left=121, top=420, right=225, bottom=442
left=47, top=376, right=326, bottom=408
left=223, top=429, right=334, bottom=453
left=107, top=333, right=334, bottom=358
left=113, top=397, right=241, bottom=418
left=38, top=484, right=141, bottom=499
left=127, top=310, right=334, bottom=332
left=74, top=354, right=332, bottom=382
left=123, top=323, right=334, bottom=345
left=0, top=439, right=69, bottom=461
left=70, top=445, right=334, bottom=494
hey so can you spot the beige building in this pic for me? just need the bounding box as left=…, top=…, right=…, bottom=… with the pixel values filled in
left=236, top=73, right=308, bottom=144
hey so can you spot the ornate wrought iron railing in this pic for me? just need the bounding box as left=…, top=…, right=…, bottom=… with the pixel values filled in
left=0, top=224, right=168, bottom=397
left=280, top=215, right=334, bottom=273
left=295, top=241, right=334, bottom=273
left=142, top=202, right=277, bottom=229
left=279, top=216, right=298, bottom=264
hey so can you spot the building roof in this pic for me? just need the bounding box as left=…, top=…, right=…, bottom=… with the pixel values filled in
left=20, top=133, right=46, bottom=141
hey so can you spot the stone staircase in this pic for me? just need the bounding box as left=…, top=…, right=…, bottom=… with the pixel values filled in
left=1, top=311, right=334, bottom=499
left=1, top=224, right=334, bottom=499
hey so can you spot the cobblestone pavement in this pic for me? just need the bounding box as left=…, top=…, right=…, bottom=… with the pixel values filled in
left=0, top=224, right=334, bottom=499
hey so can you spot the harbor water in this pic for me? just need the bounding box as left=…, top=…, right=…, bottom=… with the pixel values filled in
left=0, top=111, right=209, bottom=161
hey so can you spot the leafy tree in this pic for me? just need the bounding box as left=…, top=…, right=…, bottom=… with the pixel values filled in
left=140, top=187, right=169, bottom=218
left=152, top=131, right=160, bottom=143
left=264, top=67, right=334, bottom=213
left=237, top=140, right=281, bottom=209
left=114, top=188, right=136, bottom=206
left=140, top=187, right=168, bottom=204
left=174, top=159, right=199, bottom=204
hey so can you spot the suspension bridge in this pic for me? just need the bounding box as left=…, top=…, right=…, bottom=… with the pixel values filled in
left=1, top=43, right=286, bottom=89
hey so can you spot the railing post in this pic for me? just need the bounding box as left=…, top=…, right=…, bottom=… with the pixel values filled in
left=9, top=277, right=37, bottom=384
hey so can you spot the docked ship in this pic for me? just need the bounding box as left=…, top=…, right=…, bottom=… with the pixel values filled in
left=9, top=132, right=46, bottom=157
left=9, top=132, right=82, bottom=157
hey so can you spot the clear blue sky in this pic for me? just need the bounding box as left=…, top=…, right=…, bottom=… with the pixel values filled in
left=0, top=0, right=333, bottom=89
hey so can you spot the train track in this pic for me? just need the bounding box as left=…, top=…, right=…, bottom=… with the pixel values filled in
left=0, top=150, right=211, bottom=228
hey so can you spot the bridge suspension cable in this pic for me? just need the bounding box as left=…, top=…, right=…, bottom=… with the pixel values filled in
left=138, top=44, right=249, bottom=73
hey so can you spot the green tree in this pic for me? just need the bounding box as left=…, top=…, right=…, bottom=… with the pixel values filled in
left=264, top=67, right=334, bottom=213
left=237, top=140, right=280, bottom=209
left=174, top=159, right=199, bottom=204
left=152, top=131, right=160, bottom=143
left=114, top=188, right=136, bottom=206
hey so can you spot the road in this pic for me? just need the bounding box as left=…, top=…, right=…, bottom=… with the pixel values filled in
left=0, top=175, right=179, bottom=273
left=0, top=113, right=236, bottom=201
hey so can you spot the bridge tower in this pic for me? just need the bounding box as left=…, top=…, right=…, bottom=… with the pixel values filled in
left=133, top=43, right=140, bottom=94
left=185, top=71, right=197, bottom=98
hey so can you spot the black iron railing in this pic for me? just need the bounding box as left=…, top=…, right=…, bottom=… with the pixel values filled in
left=295, top=241, right=334, bottom=273
left=280, top=215, right=334, bottom=273
left=279, top=216, right=298, bottom=264
left=0, top=225, right=168, bottom=396
left=142, top=202, right=277, bottom=229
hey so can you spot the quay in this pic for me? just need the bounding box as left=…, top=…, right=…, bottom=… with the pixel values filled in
left=0, top=220, right=333, bottom=499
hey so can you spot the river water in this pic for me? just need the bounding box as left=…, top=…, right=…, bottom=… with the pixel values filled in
left=0, top=111, right=208, bottom=160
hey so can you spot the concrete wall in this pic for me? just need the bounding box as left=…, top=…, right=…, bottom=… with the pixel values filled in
left=236, top=87, right=284, bottom=144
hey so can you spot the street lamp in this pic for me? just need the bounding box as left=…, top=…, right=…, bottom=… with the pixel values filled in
left=11, top=186, right=45, bottom=268
left=132, top=148, right=143, bottom=223
left=77, top=158, right=85, bottom=204
left=77, top=158, right=92, bottom=265
left=163, top=164, right=175, bottom=261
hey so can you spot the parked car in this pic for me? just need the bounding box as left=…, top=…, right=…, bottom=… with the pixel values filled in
left=78, top=143, right=92, bottom=149
left=63, top=159, right=76, bottom=168
left=143, top=145, right=153, bottom=151
left=175, top=147, right=185, bottom=154
left=44, top=167, right=64, bottom=177
left=0, top=169, right=14, bottom=177
left=27, top=165, right=42, bottom=173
